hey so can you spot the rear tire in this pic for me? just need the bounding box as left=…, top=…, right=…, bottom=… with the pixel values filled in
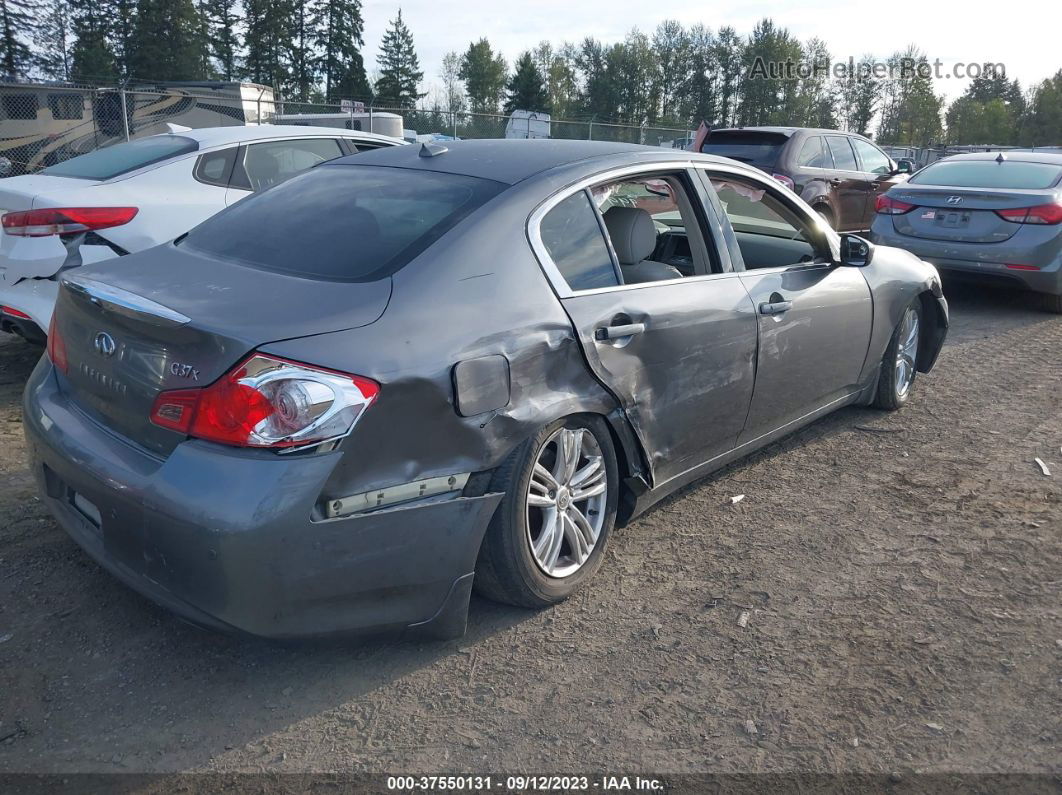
left=873, top=300, right=922, bottom=411
left=474, top=415, right=619, bottom=608
left=814, top=206, right=836, bottom=230
left=1039, top=292, right=1062, bottom=314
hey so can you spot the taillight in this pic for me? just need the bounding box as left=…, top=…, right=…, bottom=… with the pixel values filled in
left=995, top=203, right=1062, bottom=225
left=1, top=207, right=138, bottom=237
left=46, top=313, right=68, bottom=374
left=876, top=195, right=915, bottom=215
left=1, top=305, right=31, bottom=319
left=150, top=354, right=379, bottom=449
left=771, top=173, right=795, bottom=190
left=1005, top=263, right=1041, bottom=271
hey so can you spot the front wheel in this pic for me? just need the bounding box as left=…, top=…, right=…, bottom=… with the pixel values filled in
left=873, top=301, right=922, bottom=410
left=474, top=416, right=619, bottom=608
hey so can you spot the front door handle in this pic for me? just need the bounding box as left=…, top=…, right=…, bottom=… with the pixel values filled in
left=594, top=322, right=645, bottom=341
left=759, top=300, right=793, bottom=315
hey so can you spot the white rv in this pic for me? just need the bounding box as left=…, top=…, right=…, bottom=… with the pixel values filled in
left=273, top=112, right=405, bottom=140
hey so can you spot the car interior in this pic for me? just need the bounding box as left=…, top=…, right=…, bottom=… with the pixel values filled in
left=591, top=174, right=714, bottom=282
left=708, top=175, right=830, bottom=270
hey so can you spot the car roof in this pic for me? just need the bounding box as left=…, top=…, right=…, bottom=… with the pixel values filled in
left=178, top=125, right=405, bottom=148
left=325, top=139, right=674, bottom=184
left=710, top=126, right=869, bottom=140
left=937, top=151, right=1062, bottom=165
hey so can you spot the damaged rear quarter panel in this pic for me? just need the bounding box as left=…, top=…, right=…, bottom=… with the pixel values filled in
left=261, top=186, right=623, bottom=501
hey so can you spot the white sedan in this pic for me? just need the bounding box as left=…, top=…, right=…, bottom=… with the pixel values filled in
left=0, top=125, right=404, bottom=340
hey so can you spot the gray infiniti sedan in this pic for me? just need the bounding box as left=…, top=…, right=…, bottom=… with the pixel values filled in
left=870, top=151, right=1062, bottom=313
left=22, top=140, right=948, bottom=640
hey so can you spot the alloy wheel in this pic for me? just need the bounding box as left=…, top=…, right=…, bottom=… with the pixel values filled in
left=526, top=427, right=609, bottom=578
left=894, top=307, right=920, bottom=397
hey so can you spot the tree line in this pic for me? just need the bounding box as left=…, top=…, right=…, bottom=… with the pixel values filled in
left=2, top=1, right=1059, bottom=146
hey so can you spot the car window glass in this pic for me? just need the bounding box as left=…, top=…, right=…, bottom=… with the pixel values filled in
left=47, top=93, right=83, bottom=120
left=709, top=175, right=826, bottom=269
left=241, top=138, right=344, bottom=191
left=195, top=147, right=235, bottom=186
left=539, top=191, right=619, bottom=291
left=910, top=160, right=1062, bottom=189
left=41, top=135, right=198, bottom=179
left=826, top=136, right=859, bottom=171
left=797, top=136, right=830, bottom=168
left=1, top=94, right=38, bottom=120
left=182, top=165, right=504, bottom=282
left=589, top=173, right=713, bottom=282
left=851, top=139, right=891, bottom=175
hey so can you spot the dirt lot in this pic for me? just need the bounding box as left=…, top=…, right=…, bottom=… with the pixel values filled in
left=0, top=283, right=1059, bottom=778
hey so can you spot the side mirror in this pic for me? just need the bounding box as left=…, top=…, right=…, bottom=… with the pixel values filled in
left=839, top=233, right=874, bottom=267
left=894, top=158, right=915, bottom=174
left=0, top=157, right=11, bottom=177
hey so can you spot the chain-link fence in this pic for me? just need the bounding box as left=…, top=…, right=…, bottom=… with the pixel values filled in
left=0, top=80, right=692, bottom=176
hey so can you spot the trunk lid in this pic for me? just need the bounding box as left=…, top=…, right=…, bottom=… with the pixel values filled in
left=52, top=243, right=391, bottom=456
left=886, top=185, right=1055, bottom=243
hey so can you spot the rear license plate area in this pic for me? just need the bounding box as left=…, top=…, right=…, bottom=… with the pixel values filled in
left=71, top=491, right=102, bottom=529
left=938, top=211, right=970, bottom=228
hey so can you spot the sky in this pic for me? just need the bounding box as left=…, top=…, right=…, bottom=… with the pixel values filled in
left=361, top=0, right=1057, bottom=112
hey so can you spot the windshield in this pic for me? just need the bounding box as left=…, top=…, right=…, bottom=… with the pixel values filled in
left=181, top=164, right=505, bottom=282
left=910, top=160, right=1062, bottom=190
left=42, top=135, right=198, bottom=180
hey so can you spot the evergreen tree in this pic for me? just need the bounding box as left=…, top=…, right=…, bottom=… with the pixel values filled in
left=202, top=0, right=240, bottom=80
left=127, top=0, right=210, bottom=81
left=244, top=0, right=291, bottom=90
left=33, top=0, right=72, bottom=80
left=68, top=0, right=117, bottom=82
left=287, top=0, right=321, bottom=101
left=374, top=10, right=424, bottom=108
left=504, top=51, right=548, bottom=113
left=315, top=0, right=371, bottom=102
left=0, top=0, right=36, bottom=77
left=112, top=0, right=135, bottom=77
left=459, top=38, right=506, bottom=114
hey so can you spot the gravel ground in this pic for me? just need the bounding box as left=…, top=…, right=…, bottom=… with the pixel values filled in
left=0, top=283, right=1059, bottom=778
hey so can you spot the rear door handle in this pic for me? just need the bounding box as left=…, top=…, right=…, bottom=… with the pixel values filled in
left=594, top=322, right=645, bottom=341
left=759, top=300, right=793, bottom=315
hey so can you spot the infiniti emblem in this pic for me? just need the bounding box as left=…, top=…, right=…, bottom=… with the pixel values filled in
left=93, top=331, right=116, bottom=357
left=946, top=195, right=963, bottom=205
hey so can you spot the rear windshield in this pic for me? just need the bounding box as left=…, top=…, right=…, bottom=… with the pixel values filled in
left=910, top=160, right=1062, bottom=190
left=700, top=131, right=789, bottom=166
left=42, top=135, right=198, bottom=180
left=181, top=165, right=505, bottom=281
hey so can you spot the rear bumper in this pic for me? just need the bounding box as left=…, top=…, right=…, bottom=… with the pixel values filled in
left=22, top=358, right=503, bottom=640
left=0, top=276, right=57, bottom=335
left=869, top=223, right=1062, bottom=296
